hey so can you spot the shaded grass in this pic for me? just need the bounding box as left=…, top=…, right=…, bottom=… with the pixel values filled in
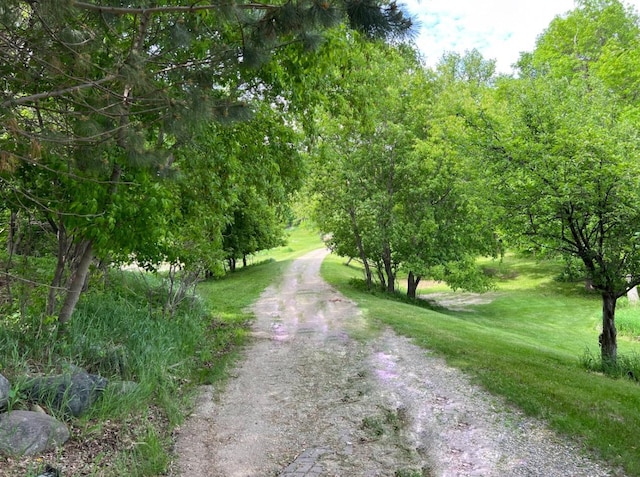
left=322, top=253, right=640, bottom=476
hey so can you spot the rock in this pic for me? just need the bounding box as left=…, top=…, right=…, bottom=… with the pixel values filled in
left=0, top=410, right=69, bottom=456
left=0, top=373, right=10, bottom=410
left=26, top=369, right=108, bottom=417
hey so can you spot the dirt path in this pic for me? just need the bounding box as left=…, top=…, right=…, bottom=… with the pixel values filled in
left=172, top=249, right=617, bottom=477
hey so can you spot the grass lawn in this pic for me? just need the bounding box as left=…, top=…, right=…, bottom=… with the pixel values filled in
left=321, top=253, right=640, bottom=476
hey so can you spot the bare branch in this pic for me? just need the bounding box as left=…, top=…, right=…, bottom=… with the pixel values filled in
left=4, top=152, right=138, bottom=186
left=0, top=177, right=106, bottom=218
left=1, top=271, right=69, bottom=291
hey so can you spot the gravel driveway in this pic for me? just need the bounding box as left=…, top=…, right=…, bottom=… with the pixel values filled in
left=172, top=248, right=619, bottom=476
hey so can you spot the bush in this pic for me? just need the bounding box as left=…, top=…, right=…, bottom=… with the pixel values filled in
left=0, top=267, right=251, bottom=475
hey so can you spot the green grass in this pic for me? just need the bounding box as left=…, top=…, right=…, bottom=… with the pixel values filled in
left=322, top=253, right=640, bottom=476
left=0, top=225, right=324, bottom=476
left=616, top=300, right=640, bottom=339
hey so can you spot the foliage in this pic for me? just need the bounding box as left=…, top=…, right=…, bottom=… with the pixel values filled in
left=518, top=0, right=640, bottom=82
left=483, top=75, right=640, bottom=292
left=0, top=0, right=412, bottom=327
left=306, top=39, right=495, bottom=296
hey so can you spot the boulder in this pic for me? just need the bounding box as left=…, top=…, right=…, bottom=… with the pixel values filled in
left=26, top=369, right=108, bottom=417
left=0, top=410, right=69, bottom=456
left=0, top=373, right=10, bottom=410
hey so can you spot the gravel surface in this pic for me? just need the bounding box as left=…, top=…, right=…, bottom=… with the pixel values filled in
left=171, top=248, right=620, bottom=477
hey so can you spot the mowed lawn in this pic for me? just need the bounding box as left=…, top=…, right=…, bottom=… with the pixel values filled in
left=321, top=253, right=640, bottom=476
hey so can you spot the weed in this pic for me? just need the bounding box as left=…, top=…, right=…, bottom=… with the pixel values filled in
left=361, top=406, right=408, bottom=440
left=362, top=416, right=386, bottom=438
left=581, top=348, right=640, bottom=382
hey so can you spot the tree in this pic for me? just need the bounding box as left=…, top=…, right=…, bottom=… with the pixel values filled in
left=0, top=0, right=412, bottom=327
left=478, top=75, right=640, bottom=364
left=395, top=50, right=497, bottom=298
left=307, top=39, right=420, bottom=291
left=489, top=0, right=640, bottom=365
left=307, top=41, right=495, bottom=295
left=517, top=0, right=640, bottom=81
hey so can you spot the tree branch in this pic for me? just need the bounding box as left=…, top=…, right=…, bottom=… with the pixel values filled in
left=1, top=76, right=117, bottom=108
left=72, top=1, right=278, bottom=15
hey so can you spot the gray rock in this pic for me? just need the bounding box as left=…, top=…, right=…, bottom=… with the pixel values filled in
left=0, top=373, right=10, bottom=410
left=0, top=410, right=69, bottom=456
left=26, top=369, right=108, bottom=417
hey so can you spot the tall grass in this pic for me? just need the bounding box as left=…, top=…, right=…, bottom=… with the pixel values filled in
left=322, top=253, right=640, bottom=476
left=0, top=225, right=323, bottom=476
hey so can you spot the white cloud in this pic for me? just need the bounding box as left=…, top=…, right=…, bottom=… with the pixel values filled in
left=403, top=0, right=640, bottom=74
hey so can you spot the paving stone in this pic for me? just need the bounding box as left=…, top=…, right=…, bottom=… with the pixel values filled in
left=279, top=447, right=329, bottom=476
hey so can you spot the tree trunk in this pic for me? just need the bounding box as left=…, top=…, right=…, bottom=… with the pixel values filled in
left=228, top=257, right=236, bottom=272
left=47, top=221, right=68, bottom=316
left=375, top=262, right=386, bottom=290
left=58, top=240, right=93, bottom=329
left=243, top=254, right=247, bottom=268
left=600, top=292, right=618, bottom=364
left=7, top=210, right=17, bottom=256
left=382, top=243, right=395, bottom=293
left=348, top=207, right=373, bottom=288
left=407, top=271, right=421, bottom=299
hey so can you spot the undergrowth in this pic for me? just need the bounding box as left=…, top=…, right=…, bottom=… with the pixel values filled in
left=581, top=348, right=640, bottom=382
left=0, top=225, right=322, bottom=475
left=0, top=268, right=251, bottom=476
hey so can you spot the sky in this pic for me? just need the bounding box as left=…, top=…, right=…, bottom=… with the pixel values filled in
left=402, top=0, right=640, bottom=74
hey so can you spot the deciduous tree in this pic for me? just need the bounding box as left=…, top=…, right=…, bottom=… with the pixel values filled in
left=478, top=76, right=640, bottom=364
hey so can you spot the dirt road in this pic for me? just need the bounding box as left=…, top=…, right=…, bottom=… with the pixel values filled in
left=173, top=249, right=617, bottom=477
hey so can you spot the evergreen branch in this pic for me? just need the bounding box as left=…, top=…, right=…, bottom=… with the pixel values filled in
left=72, top=1, right=278, bottom=15
left=5, top=119, right=132, bottom=146
left=1, top=76, right=117, bottom=108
